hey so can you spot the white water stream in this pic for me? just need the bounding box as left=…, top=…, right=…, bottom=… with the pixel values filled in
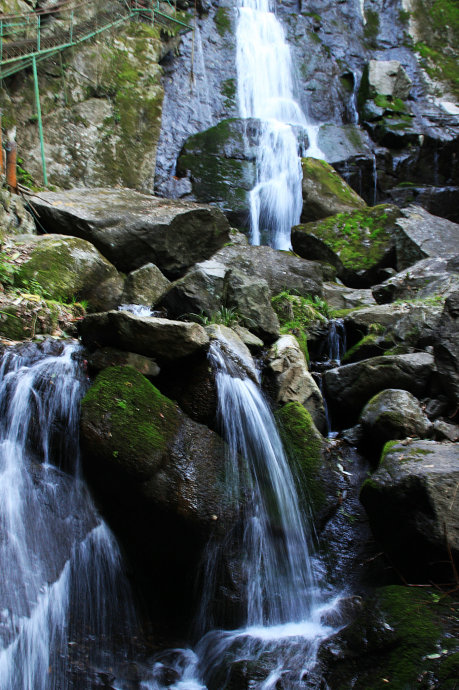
left=0, top=342, right=141, bottom=689
left=146, top=339, right=338, bottom=688
left=236, top=0, right=324, bottom=249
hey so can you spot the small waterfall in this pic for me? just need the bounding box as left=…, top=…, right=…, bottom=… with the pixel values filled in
left=149, top=338, right=337, bottom=687
left=327, top=319, right=347, bottom=365
left=0, top=341, right=141, bottom=688
left=236, top=0, right=324, bottom=250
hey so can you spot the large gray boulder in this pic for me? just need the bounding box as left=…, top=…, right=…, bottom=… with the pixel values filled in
left=394, top=205, right=459, bottom=271
left=300, top=157, right=366, bottom=223
left=29, top=188, right=231, bottom=277
left=14, top=234, right=124, bottom=312
left=322, top=283, right=376, bottom=311
left=78, top=311, right=209, bottom=361
left=223, top=269, right=280, bottom=342
left=368, top=60, right=412, bottom=99
left=121, top=263, right=171, bottom=307
left=0, top=188, right=36, bottom=238
left=434, top=290, right=459, bottom=407
left=265, top=335, right=327, bottom=433
left=360, top=440, right=459, bottom=580
left=359, top=389, right=432, bottom=454
left=372, top=256, right=459, bottom=304
left=324, top=353, right=435, bottom=426
left=80, top=366, right=240, bottom=621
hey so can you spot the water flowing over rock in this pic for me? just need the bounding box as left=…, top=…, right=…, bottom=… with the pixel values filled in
left=29, top=188, right=231, bottom=277
left=0, top=341, right=143, bottom=688
left=360, top=440, right=459, bottom=581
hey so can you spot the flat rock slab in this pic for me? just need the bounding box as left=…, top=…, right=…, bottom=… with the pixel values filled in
left=79, top=311, right=209, bottom=361
left=29, top=188, right=230, bottom=277
left=360, top=439, right=459, bottom=580
left=395, top=205, right=459, bottom=270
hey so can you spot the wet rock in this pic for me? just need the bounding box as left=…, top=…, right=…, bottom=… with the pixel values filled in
left=434, top=289, right=459, bottom=407
left=159, top=243, right=325, bottom=333
left=433, top=420, right=459, bottom=442
left=86, top=347, right=160, bottom=377
left=175, top=118, right=260, bottom=225
left=300, top=157, right=366, bottom=223
left=14, top=234, right=123, bottom=312
left=29, top=188, right=230, bottom=277
left=232, top=325, right=264, bottom=351
left=368, top=60, right=412, bottom=100
left=324, top=353, right=434, bottom=427
left=359, top=389, right=432, bottom=456
left=388, top=184, right=459, bottom=224
left=80, top=365, right=237, bottom=621
left=292, top=204, right=401, bottom=286
left=276, top=402, right=339, bottom=526
left=207, top=324, right=257, bottom=379
left=317, top=124, right=374, bottom=167
left=360, top=439, right=459, bottom=581
left=78, top=311, right=209, bottom=361
left=320, top=586, right=454, bottom=689
left=372, top=256, right=459, bottom=304
left=265, top=335, right=326, bottom=433
left=223, top=269, right=280, bottom=342
left=394, top=205, right=459, bottom=271
left=121, top=263, right=171, bottom=307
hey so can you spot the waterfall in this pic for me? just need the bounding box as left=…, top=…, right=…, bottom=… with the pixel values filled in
left=0, top=341, right=141, bottom=689
left=236, top=0, right=324, bottom=250
left=148, top=338, right=337, bottom=688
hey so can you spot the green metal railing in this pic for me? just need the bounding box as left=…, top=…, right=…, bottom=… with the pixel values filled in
left=0, top=0, right=191, bottom=186
left=0, top=0, right=190, bottom=80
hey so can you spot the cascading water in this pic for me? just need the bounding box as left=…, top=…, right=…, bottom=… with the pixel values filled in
left=0, top=341, right=142, bottom=689
left=236, top=0, right=324, bottom=250
left=148, top=337, right=338, bottom=688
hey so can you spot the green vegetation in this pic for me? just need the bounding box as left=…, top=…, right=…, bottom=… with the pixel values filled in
left=214, top=7, right=232, bottom=37
left=373, top=94, right=408, bottom=113
left=271, top=291, right=331, bottom=361
left=81, top=366, right=179, bottom=476
left=301, top=157, right=365, bottom=208
left=364, top=9, right=380, bottom=45
left=412, top=0, right=459, bottom=97
left=276, top=402, right=325, bottom=516
left=300, top=205, right=400, bottom=272
left=221, top=78, right=236, bottom=109
left=188, top=306, right=243, bottom=328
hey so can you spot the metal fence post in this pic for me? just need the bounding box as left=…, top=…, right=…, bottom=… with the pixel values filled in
left=32, top=56, right=48, bottom=186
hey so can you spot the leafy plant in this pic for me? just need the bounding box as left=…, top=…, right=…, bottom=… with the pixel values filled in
left=187, top=306, right=243, bottom=327
left=0, top=252, right=19, bottom=288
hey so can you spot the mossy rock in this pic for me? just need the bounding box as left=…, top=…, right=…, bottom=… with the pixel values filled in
left=176, top=118, right=261, bottom=224
left=300, top=157, right=366, bottom=223
left=321, top=585, right=457, bottom=689
left=0, top=295, right=83, bottom=340
left=81, top=366, right=179, bottom=478
left=276, top=402, right=338, bottom=525
left=292, top=204, right=401, bottom=286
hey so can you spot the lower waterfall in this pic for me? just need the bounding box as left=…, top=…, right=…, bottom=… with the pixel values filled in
left=148, top=338, right=338, bottom=689
left=0, top=341, right=143, bottom=689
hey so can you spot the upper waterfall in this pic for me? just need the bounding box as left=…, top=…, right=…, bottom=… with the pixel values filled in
left=236, top=0, right=324, bottom=250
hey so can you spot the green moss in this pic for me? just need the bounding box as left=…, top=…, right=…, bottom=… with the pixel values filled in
left=81, top=366, right=179, bottom=475
left=375, top=586, right=443, bottom=688
left=214, top=7, right=232, bottom=37
left=271, top=292, right=330, bottom=361
left=276, top=402, right=325, bottom=515
left=300, top=204, right=401, bottom=272
left=341, top=333, right=385, bottom=363
left=364, top=9, right=380, bottom=45
left=221, top=78, right=236, bottom=109
left=380, top=439, right=401, bottom=465
left=301, top=157, right=365, bottom=207
left=373, top=94, right=408, bottom=113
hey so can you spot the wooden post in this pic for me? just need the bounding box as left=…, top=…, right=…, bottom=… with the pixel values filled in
left=5, top=128, right=17, bottom=193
